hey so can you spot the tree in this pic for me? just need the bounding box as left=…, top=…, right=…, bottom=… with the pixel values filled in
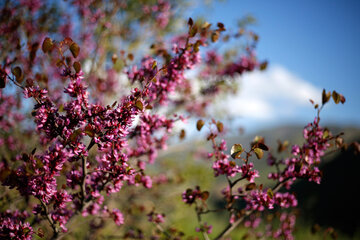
left=0, top=1, right=353, bottom=239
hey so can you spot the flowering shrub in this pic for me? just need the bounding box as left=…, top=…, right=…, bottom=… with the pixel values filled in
left=0, top=1, right=356, bottom=239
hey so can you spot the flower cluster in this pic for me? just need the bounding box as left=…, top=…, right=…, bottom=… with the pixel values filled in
left=147, top=211, right=165, bottom=224
left=182, top=186, right=209, bottom=205
left=0, top=210, right=33, bottom=240
left=195, top=222, right=213, bottom=234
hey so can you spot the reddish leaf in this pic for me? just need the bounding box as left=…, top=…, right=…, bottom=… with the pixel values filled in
left=63, top=37, right=74, bottom=46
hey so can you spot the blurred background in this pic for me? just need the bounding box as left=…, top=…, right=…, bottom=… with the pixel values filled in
left=191, top=0, right=360, bottom=132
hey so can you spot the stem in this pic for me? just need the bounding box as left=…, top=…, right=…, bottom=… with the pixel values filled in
left=39, top=199, right=59, bottom=239
left=79, top=156, right=87, bottom=210
left=155, top=223, right=171, bottom=239
left=214, top=179, right=289, bottom=239
left=230, top=176, right=246, bottom=188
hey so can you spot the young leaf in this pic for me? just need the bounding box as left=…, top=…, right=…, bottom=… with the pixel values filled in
left=73, top=61, right=81, bottom=73
left=189, top=25, right=198, bottom=37
left=135, top=100, right=144, bottom=111
left=127, top=53, right=134, bottom=61
left=70, top=42, right=80, bottom=58
left=254, top=148, right=263, bottom=159
left=332, top=91, right=341, bottom=104
left=340, top=95, right=346, bottom=104
left=42, top=37, right=53, bottom=53
left=267, top=188, right=274, bottom=198
left=193, top=40, right=201, bottom=52
left=0, top=76, right=5, bottom=88
left=201, top=191, right=209, bottom=200
left=216, top=121, right=224, bottom=133
left=196, top=119, right=205, bottom=131
left=63, top=37, right=73, bottom=46
left=188, top=17, right=193, bottom=26
left=11, top=66, right=23, bottom=83
left=211, top=31, right=219, bottom=42
left=245, top=183, right=256, bottom=191
left=257, top=142, right=269, bottom=151
left=85, top=125, right=95, bottom=137
left=231, top=144, right=243, bottom=159
left=112, top=53, right=118, bottom=64
left=179, top=129, right=186, bottom=140
left=322, top=89, right=331, bottom=105
left=259, top=61, right=268, bottom=71
left=217, top=22, right=225, bottom=31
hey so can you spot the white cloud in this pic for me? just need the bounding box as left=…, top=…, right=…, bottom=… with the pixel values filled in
left=220, top=64, right=321, bottom=121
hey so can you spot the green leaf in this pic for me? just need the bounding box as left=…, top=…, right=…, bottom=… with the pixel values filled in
left=42, top=37, right=53, bottom=53
left=254, top=148, right=263, bottom=159
left=230, top=144, right=243, bottom=159
left=267, top=188, right=274, bottom=198
left=196, top=119, right=205, bottom=131
left=70, top=42, right=80, bottom=58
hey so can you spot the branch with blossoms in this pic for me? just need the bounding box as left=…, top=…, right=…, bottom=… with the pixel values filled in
left=182, top=90, right=350, bottom=240
left=1, top=1, right=358, bottom=239
left=0, top=5, right=265, bottom=237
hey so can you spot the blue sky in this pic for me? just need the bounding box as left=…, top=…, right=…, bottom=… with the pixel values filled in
left=191, top=0, right=360, bottom=130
